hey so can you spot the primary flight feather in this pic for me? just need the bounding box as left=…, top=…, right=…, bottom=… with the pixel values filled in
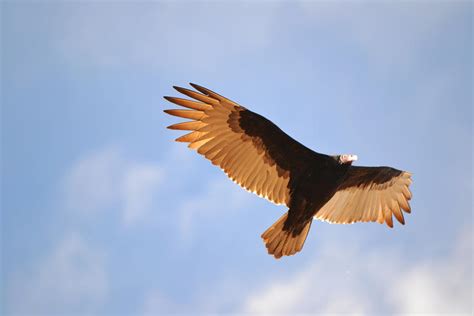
left=164, top=83, right=413, bottom=259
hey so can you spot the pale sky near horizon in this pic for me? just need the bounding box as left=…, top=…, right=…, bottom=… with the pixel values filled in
left=2, top=1, right=472, bottom=315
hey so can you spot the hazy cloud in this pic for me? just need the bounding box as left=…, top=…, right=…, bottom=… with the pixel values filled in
left=242, top=228, right=472, bottom=314
left=177, top=176, right=252, bottom=241
left=63, top=147, right=163, bottom=226
left=63, top=147, right=123, bottom=214
left=143, top=289, right=179, bottom=315
left=122, top=164, right=163, bottom=226
left=6, top=233, right=108, bottom=315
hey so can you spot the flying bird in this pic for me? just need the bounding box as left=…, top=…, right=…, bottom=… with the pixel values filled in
left=164, top=83, right=413, bottom=259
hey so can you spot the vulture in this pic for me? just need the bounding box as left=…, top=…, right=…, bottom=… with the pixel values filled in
left=164, top=83, right=413, bottom=259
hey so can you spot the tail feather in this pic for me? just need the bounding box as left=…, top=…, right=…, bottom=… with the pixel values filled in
left=261, top=212, right=312, bottom=259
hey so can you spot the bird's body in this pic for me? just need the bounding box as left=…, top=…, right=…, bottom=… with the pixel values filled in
left=286, top=156, right=349, bottom=232
left=238, top=108, right=347, bottom=235
left=164, top=83, right=413, bottom=258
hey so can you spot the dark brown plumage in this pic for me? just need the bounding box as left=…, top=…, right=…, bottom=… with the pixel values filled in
left=164, top=83, right=413, bottom=259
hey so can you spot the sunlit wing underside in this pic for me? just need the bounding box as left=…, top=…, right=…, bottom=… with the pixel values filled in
left=164, top=84, right=291, bottom=206
left=315, top=169, right=412, bottom=227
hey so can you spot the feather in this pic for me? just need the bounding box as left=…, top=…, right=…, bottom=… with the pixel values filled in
left=173, top=86, right=219, bottom=106
left=167, top=121, right=205, bottom=131
left=163, top=96, right=211, bottom=111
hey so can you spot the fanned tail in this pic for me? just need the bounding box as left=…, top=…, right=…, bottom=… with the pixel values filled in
left=261, top=212, right=312, bottom=259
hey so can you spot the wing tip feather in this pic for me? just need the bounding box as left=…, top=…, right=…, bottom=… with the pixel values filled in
left=173, top=85, right=192, bottom=95
left=189, top=82, right=200, bottom=90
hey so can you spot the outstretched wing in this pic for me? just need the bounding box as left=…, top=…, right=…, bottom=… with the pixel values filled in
left=315, top=166, right=413, bottom=227
left=164, top=83, right=327, bottom=206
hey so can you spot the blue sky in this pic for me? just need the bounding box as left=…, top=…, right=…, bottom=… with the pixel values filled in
left=1, top=1, right=472, bottom=315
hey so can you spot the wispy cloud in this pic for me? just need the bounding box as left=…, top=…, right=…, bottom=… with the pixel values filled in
left=63, top=147, right=123, bottom=214
left=61, top=143, right=253, bottom=236
left=121, top=164, right=163, bottom=226
left=6, top=233, right=108, bottom=315
left=63, top=147, right=163, bottom=227
left=143, top=289, right=179, bottom=315
left=241, top=228, right=472, bottom=314
left=177, top=176, right=252, bottom=241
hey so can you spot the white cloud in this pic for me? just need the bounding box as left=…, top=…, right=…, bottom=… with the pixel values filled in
left=6, top=233, right=108, bottom=315
left=242, top=242, right=380, bottom=315
left=63, top=147, right=163, bottom=226
left=388, top=229, right=473, bottom=314
left=241, top=228, right=472, bottom=315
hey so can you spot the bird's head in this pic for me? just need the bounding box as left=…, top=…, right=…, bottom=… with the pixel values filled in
left=337, top=154, right=358, bottom=165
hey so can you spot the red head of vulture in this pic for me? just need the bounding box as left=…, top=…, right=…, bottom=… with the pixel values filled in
left=164, top=83, right=413, bottom=259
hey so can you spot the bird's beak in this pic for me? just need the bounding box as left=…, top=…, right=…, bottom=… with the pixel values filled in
left=350, top=155, right=358, bottom=161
